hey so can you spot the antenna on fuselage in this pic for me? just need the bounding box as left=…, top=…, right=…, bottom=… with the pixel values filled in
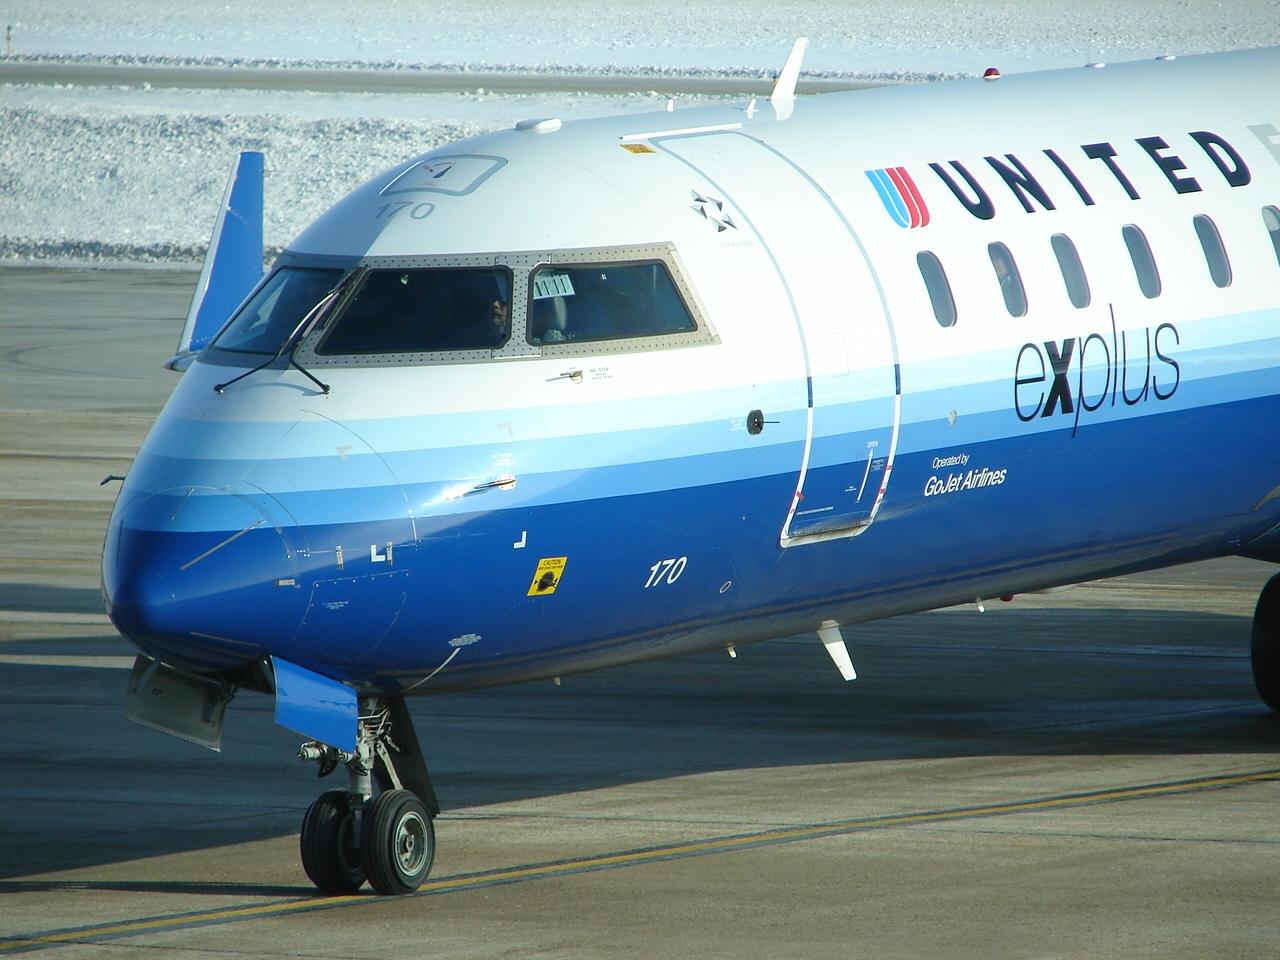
left=770, top=37, right=808, bottom=102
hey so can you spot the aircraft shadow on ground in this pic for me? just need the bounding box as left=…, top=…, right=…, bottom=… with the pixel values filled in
left=0, top=584, right=105, bottom=615
left=1, top=605, right=1277, bottom=879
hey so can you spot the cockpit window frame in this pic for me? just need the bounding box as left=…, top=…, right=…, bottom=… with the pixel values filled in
left=526, top=244, right=718, bottom=359
left=313, top=261, right=516, bottom=359
left=292, top=243, right=718, bottom=367
left=199, top=251, right=362, bottom=368
left=295, top=253, right=515, bottom=367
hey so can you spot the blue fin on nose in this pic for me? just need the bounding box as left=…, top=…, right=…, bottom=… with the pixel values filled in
left=272, top=657, right=358, bottom=753
left=167, top=151, right=265, bottom=371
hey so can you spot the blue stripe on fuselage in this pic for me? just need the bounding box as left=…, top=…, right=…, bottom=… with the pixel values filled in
left=130, top=322, right=1280, bottom=532
left=111, top=388, right=1280, bottom=688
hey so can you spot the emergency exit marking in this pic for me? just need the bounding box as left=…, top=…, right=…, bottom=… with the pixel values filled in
left=528, top=557, right=568, bottom=596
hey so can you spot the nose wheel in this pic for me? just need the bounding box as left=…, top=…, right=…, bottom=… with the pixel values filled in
left=300, top=789, right=365, bottom=894
left=361, top=789, right=435, bottom=895
left=300, top=788, right=435, bottom=896
left=298, top=697, right=440, bottom=896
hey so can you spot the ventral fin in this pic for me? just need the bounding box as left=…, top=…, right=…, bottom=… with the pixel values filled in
left=817, top=619, right=857, bottom=681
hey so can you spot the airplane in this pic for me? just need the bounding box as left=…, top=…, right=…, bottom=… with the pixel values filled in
left=102, top=40, right=1280, bottom=896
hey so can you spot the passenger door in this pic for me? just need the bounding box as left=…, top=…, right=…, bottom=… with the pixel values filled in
left=659, top=132, right=900, bottom=544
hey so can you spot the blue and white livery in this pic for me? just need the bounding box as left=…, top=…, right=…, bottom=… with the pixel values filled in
left=103, top=45, right=1280, bottom=895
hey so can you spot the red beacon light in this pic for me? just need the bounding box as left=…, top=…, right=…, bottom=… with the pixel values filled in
left=983, top=67, right=1001, bottom=81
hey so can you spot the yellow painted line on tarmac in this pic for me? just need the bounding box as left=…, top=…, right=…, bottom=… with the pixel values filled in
left=3, top=767, right=1278, bottom=953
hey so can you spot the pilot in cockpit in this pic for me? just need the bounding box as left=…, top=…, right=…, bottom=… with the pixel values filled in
left=486, top=297, right=510, bottom=346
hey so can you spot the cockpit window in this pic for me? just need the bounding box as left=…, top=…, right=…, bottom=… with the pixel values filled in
left=526, top=261, right=695, bottom=345
left=213, top=267, right=343, bottom=354
left=286, top=245, right=717, bottom=367
left=316, top=267, right=512, bottom=355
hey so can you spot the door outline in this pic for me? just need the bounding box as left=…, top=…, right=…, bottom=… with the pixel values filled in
left=654, top=131, right=902, bottom=546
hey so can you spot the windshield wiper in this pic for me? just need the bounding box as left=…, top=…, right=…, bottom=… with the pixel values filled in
left=214, top=268, right=365, bottom=395
left=285, top=355, right=330, bottom=395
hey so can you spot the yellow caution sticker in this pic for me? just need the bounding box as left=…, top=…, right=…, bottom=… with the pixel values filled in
left=620, top=143, right=656, bottom=154
left=527, top=556, right=568, bottom=596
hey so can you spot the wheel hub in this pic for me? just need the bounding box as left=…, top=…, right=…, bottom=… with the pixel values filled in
left=395, top=812, right=428, bottom=874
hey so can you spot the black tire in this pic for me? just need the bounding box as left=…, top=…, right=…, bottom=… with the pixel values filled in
left=1253, top=574, right=1280, bottom=711
left=300, top=789, right=365, bottom=894
left=360, top=789, right=435, bottom=895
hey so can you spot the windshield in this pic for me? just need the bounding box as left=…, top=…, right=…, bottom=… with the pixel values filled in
left=316, top=267, right=512, bottom=355
left=213, top=267, right=344, bottom=354
left=527, top=261, right=694, bottom=345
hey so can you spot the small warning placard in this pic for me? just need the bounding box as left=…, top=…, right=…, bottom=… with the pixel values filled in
left=527, top=556, right=567, bottom=596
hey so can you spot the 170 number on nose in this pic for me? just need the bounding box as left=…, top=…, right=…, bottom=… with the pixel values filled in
left=645, top=556, right=687, bottom=588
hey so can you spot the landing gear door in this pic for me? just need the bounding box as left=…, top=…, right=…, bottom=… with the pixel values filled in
left=658, top=132, right=900, bottom=545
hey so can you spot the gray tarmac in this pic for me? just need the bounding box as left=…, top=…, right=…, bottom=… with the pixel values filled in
left=1, top=264, right=1278, bottom=959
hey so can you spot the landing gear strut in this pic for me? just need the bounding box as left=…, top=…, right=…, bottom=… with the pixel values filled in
left=1253, top=573, right=1280, bottom=711
left=298, top=697, right=439, bottom=895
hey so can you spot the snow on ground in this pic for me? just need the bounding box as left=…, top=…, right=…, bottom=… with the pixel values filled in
left=4, top=0, right=1279, bottom=75
left=0, top=87, right=730, bottom=261
left=0, top=106, right=490, bottom=260
left=2, top=1, right=1278, bottom=263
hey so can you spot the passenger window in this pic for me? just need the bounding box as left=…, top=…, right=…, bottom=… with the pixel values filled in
left=916, top=251, right=956, bottom=328
left=1193, top=214, right=1232, bottom=288
left=316, top=267, right=512, bottom=355
left=214, top=266, right=344, bottom=354
left=1050, top=234, right=1090, bottom=309
left=526, top=261, right=695, bottom=345
left=1262, top=206, right=1280, bottom=267
left=988, top=242, right=1027, bottom=317
left=1122, top=224, right=1161, bottom=298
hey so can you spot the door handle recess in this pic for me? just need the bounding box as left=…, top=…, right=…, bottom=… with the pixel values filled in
left=472, top=474, right=517, bottom=492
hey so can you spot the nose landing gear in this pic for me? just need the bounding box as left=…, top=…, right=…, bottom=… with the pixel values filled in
left=298, top=696, right=439, bottom=895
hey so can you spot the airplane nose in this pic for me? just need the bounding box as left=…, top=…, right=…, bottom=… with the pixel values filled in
left=104, top=482, right=309, bottom=674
